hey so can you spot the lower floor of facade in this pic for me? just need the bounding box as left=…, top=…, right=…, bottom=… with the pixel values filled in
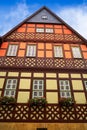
left=0, top=123, right=87, bottom=130
left=0, top=69, right=87, bottom=123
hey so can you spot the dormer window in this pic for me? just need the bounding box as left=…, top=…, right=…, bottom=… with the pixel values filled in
left=41, top=15, right=48, bottom=20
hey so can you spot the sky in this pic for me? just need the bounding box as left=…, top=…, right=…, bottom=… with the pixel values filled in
left=0, top=0, right=87, bottom=39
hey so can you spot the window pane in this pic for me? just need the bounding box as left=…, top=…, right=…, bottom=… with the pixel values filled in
left=12, top=85, right=16, bottom=89
left=84, top=81, right=87, bottom=90
left=39, top=91, right=43, bottom=97
left=66, top=86, right=69, bottom=90
left=6, top=85, right=11, bottom=89
left=86, top=82, right=87, bottom=85
left=8, top=80, right=12, bottom=84
left=39, top=80, right=43, bottom=84
left=60, top=92, right=65, bottom=97
left=5, top=90, right=10, bottom=96
left=33, top=85, right=38, bottom=90
left=33, top=91, right=38, bottom=97
left=65, top=80, right=69, bottom=85
left=13, top=79, right=17, bottom=84
left=60, top=81, right=64, bottom=86
left=60, top=86, right=64, bottom=90
left=39, top=86, right=43, bottom=90
left=66, top=92, right=71, bottom=97
left=34, top=80, right=38, bottom=84
left=11, top=91, right=15, bottom=96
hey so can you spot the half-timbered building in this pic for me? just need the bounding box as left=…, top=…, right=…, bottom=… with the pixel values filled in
left=0, top=6, right=87, bottom=130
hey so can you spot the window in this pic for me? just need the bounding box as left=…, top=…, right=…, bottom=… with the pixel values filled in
left=36, top=28, right=44, bottom=32
left=84, top=81, right=87, bottom=90
left=4, top=79, right=17, bottom=97
left=59, top=80, right=71, bottom=98
left=32, top=80, right=44, bottom=98
left=41, top=15, right=48, bottom=20
left=7, top=45, right=18, bottom=56
left=46, top=28, right=53, bottom=33
left=36, top=28, right=53, bottom=33
left=26, top=45, right=36, bottom=57
left=54, top=46, right=63, bottom=58
left=72, top=47, right=82, bottom=58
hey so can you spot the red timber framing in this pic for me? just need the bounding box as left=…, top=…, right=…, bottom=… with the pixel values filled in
left=0, top=57, right=87, bottom=69
left=0, top=104, right=87, bottom=123
left=0, top=6, right=87, bottom=123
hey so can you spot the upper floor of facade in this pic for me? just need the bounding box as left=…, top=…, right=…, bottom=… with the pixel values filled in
left=0, top=6, right=87, bottom=69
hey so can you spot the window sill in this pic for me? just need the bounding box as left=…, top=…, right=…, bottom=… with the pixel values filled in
left=26, top=56, right=36, bottom=58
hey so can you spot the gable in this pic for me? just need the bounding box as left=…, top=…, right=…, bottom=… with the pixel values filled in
left=27, top=9, right=61, bottom=24
left=2, top=6, right=86, bottom=44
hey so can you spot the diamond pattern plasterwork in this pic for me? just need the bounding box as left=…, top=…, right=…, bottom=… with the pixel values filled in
left=4, top=58, right=15, bottom=66
left=26, top=33, right=35, bottom=40
left=74, top=60, right=85, bottom=68
left=0, top=57, right=87, bottom=69
left=54, top=59, right=65, bottom=68
left=25, top=58, right=36, bottom=67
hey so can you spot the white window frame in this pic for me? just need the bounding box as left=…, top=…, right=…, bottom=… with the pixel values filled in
left=41, top=15, right=48, bottom=20
left=45, top=28, right=53, bottom=33
left=84, top=81, right=87, bottom=90
left=7, top=45, right=18, bottom=56
left=32, top=80, right=44, bottom=98
left=26, top=45, right=36, bottom=57
left=4, top=79, right=17, bottom=97
left=59, top=80, right=71, bottom=98
left=36, top=28, right=44, bottom=33
left=54, top=46, right=63, bottom=58
left=72, top=47, right=82, bottom=58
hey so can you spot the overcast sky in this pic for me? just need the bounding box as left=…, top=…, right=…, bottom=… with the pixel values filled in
left=0, top=0, right=87, bottom=39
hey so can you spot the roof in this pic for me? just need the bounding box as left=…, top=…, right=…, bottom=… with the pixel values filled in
left=0, top=36, right=2, bottom=44
left=1, top=6, right=87, bottom=43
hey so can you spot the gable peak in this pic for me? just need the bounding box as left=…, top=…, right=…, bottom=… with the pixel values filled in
left=27, top=6, right=62, bottom=24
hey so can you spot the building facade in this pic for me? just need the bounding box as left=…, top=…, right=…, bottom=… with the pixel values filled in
left=0, top=6, right=87, bottom=130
